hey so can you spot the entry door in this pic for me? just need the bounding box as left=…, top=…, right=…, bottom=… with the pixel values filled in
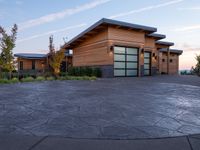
left=144, top=52, right=151, bottom=76
left=114, top=46, right=138, bottom=77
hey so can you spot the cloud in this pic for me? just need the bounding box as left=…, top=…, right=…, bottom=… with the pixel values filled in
left=18, top=0, right=111, bottom=31
left=109, top=0, right=184, bottom=19
left=17, top=23, right=87, bottom=43
left=173, top=25, right=200, bottom=32
left=178, top=7, right=200, bottom=10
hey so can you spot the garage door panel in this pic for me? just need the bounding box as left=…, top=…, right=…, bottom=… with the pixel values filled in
left=127, top=55, right=138, bottom=61
left=126, top=62, right=138, bottom=69
left=144, top=52, right=151, bottom=76
left=126, top=70, right=138, bottom=76
left=114, top=46, right=138, bottom=77
left=127, top=48, right=138, bottom=54
left=114, top=54, right=125, bottom=61
left=114, top=69, right=125, bottom=76
left=114, top=47, right=126, bottom=54
left=114, top=62, right=125, bottom=68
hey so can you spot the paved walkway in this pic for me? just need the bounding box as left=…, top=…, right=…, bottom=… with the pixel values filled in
left=0, top=75, right=200, bottom=149
left=0, top=134, right=200, bottom=150
left=0, top=75, right=200, bottom=139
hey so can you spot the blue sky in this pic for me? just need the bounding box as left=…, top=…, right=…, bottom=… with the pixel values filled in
left=0, top=0, right=200, bottom=69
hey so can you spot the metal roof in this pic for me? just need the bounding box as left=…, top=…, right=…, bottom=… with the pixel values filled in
left=156, top=41, right=174, bottom=46
left=159, top=48, right=183, bottom=55
left=147, top=33, right=166, bottom=40
left=64, top=18, right=157, bottom=48
left=14, top=53, right=47, bottom=59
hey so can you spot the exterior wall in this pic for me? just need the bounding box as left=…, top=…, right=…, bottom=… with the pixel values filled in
left=71, top=26, right=181, bottom=77
left=73, top=28, right=113, bottom=67
left=169, top=53, right=179, bottom=74
left=144, top=37, right=157, bottom=76
left=17, top=58, right=46, bottom=71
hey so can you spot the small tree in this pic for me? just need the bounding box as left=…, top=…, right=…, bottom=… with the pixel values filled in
left=194, top=54, right=200, bottom=76
left=49, top=49, right=65, bottom=77
left=0, top=24, right=17, bottom=79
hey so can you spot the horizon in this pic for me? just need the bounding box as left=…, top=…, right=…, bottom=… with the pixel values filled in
left=1, top=0, right=200, bottom=70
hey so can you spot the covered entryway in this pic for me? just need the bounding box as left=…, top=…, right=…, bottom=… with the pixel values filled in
left=114, top=46, right=138, bottom=77
left=144, top=52, right=151, bottom=76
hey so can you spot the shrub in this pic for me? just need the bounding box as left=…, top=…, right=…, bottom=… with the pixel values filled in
left=0, top=79, right=10, bottom=84
left=11, top=77, right=19, bottom=83
left=35, top=76, right=45, bottom=81
left=68, top=67, right=102, bottom=77
left=58, top=76, right=66, bottom=80
left=21, top=77, right=35, bottom=82
left=46, top=76, right=55, bottom=81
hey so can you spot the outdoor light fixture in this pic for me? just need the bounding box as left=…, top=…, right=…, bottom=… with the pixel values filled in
left=109, top=46, right=114, bottom=53
left=141, top=49, right=144, bottom=54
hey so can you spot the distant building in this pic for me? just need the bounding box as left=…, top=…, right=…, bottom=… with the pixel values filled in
left=14, top=52, right=72, bottom=76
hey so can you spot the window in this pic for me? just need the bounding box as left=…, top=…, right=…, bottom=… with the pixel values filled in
left=170, top=59, right=173, bottom=63
left=19, top=61, right=23, bottom=70
left=32, top=60, right=35, bottom=70
left=162, top=59, right=165, bottom=62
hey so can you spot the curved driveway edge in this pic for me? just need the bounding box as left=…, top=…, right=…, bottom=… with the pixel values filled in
left=0, top=134, right=200, bottom=150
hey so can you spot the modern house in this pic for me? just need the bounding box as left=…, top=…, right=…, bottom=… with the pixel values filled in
left=62, top=18, right=183, bottom=77
left=14, top=52, right=72, bottom=76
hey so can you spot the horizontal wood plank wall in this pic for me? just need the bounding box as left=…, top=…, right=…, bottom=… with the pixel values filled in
left=108, top=26, right=145, bottom=44
left=169, top=54, right=179, bottom=74
left=73, top=28, right=113, bottom=66
left=161, top=53, right=168, bottom=73
left=18, top=58, right=46, bottom=70
left=77, top=28, right=108, bottom=47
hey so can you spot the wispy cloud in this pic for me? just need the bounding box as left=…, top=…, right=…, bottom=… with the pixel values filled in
left=109, top=0, right=183, bottom=19
left=17, top=23, right=87, bottom=43
left=178, top=7, right=200, bottom=10
left=173, top=25, right=200, bottom=32
left=18, top=0, right=111, bottom=31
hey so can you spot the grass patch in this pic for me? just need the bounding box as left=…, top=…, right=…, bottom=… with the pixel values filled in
left=46, top=76, right=55, bottom=81
left=35, top=76, right=45, bottom=81
left=0, top=75, right=97, bottom=84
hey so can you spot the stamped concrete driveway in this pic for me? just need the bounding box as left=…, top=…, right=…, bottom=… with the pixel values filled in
left=0, top=75, right=200, bottom=139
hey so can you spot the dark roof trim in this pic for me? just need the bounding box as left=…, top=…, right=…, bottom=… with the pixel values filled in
left=64, top=18, right=157, bottom=48
left=14, top=53, right=47, bottom=59
left=147, top=33, right=166, bottom=40
left=159, top=48, right=183, bottom=55
left=156, top=41, right=174, bottom=46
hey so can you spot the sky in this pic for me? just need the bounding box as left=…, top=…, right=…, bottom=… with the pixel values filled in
left=0, top=0, right=200, bottom=70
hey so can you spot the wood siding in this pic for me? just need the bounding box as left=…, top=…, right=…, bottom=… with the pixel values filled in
left=108, top=26, right=145, bottom=44
left=17, top=58, right=46, bottom=70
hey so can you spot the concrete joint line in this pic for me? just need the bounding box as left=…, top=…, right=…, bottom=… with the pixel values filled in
left=28, top=136, right=48, bottom=150
left=186, top=136, right=194, bottom=150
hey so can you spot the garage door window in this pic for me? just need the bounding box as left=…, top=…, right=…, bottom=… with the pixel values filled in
left=114, top=46, right=138, bottom=77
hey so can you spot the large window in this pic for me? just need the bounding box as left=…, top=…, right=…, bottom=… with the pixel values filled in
left=114, top=46, right=138, bottom=77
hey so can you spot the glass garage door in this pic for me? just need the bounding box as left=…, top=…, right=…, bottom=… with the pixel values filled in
left=144, top=52, right=151, bottom=76
left=114, top=46, right=138, bottom=77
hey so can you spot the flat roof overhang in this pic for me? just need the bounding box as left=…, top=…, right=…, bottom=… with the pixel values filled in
left=63, top=18, right=157, bottom=49
left=147, top=33, right=166, bottom=40
left=156, top=41, right=175, bottom=46
left=159, top=48, right=183, bottom=55
left=14, top=53, right=47, bottom=59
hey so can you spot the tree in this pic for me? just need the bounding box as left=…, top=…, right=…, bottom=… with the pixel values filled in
left=0, top=24, right=18, bottom=79
left=49, top=49, right=65, bottom=77
left=194, top=54, right=200, bottom=76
